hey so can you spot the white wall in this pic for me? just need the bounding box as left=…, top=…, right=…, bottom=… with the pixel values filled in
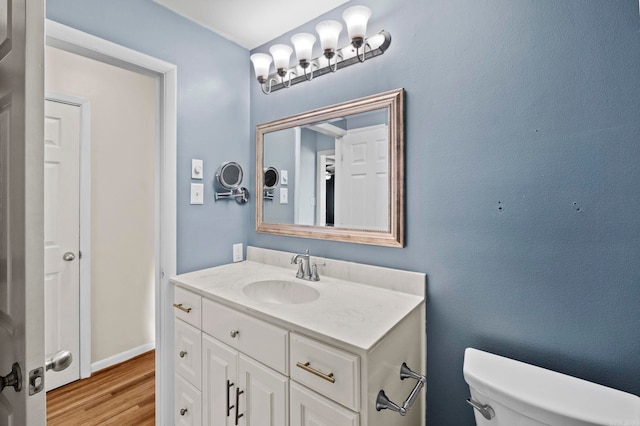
left=45, top=46, right=156, bottom=364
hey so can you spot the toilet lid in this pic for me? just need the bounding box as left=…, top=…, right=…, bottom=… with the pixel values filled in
left=463, top=348, right=640, bottom=424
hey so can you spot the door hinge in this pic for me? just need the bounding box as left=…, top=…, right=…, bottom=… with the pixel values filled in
left=79, top=251, right=82, bottom=259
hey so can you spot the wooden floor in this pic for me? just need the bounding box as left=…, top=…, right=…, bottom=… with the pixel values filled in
left=46, top=350, right=155, bottom=426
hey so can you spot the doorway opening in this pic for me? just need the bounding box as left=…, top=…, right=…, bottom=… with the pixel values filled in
left=45, top=20, right=177, bottom=425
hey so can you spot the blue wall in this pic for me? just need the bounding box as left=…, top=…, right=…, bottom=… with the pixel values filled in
left=48, top=0, right=640, bottom=423
left=249, top=0, right=640, bottom=423
left=47, top=0, right=251, bottom=273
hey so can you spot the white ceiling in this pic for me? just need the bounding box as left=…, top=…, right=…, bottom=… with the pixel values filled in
left=153, top=0, right=350, bottom=50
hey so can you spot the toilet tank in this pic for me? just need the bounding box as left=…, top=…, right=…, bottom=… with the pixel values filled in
left=463, top=348, right=640, bottom=426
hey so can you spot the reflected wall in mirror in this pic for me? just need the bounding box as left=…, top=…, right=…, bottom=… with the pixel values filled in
left=256, top=88, right=404, bottom=247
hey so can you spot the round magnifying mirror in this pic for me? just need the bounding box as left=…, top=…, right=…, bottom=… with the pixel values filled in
left=216, top=161, right=243, bottom=190
left=264, top=167, right=279, bottom=189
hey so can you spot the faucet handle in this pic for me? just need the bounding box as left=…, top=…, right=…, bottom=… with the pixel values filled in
left=295, top=259, right=305, bottom=278
left=311, top=262, right=326, bottom=281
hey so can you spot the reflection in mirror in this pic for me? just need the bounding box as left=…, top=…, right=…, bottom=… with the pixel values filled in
left=263, top=166, right=279, bottom=200
left=256, top=89, right=404, bottom=247
left=263, top=109, right=389, bottom=231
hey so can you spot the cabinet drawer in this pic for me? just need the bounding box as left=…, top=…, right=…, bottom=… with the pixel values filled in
left=175, top=374, right=202, bottom=426
left=174, top=286, right=202, bottom=329
left=175, top=319, right=202, bottom=389
left=202, top=298, right=288, bottom=375
left=290, top=381, right=359, bottom=426
left=290, top=333, right=360, bottom=411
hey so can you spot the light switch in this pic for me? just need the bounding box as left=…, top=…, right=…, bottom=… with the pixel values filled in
left=280, top=188, right=288, bottom=204
left=190, top=183, right=204, bottom=204
left=280, top=170, right=288, bottom=185
left=192, top=159, right=203, bottom=180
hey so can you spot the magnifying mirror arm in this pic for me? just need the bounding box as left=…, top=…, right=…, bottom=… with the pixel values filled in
left=215, top=188, right=249, bottom=204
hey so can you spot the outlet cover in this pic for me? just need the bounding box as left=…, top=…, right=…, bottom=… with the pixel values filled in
left=233, top=243, right=243, bottom=262
left=280, top=188, right=288, bottom=204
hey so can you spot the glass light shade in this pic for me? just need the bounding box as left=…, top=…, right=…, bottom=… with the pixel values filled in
left=250, top=53, right=272, bottom=82
left=342, top=5, right=372, bottom=45
left=269, top=44, right=293, bottom=72
left=291, top=33, right=316, bottom=64
left=315, top=20, right=343, bottom=54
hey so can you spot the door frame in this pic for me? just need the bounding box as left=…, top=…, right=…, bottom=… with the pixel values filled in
left=45, top=20, right=177, bottom=426
left=43, top=94, right=92, bottom=381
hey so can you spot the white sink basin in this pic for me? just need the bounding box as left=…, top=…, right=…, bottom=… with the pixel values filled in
left=242, top=280, right=320, bottom=304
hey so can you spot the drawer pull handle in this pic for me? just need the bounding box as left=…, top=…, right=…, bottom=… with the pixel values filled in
left=226, top=380, right=234, bottom=417
left=230, top=329, right=239, bottom=338
left=179, top=351, right=187, bottom=358
left=235, top=388, right=244, bottom=425
left=180, top=408, right=188, bottom=416
left=173, top=303, right=192, bottom=313
left=296, top=361, right=335, bottom=383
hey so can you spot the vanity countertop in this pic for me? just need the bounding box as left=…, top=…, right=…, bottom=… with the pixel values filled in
left=170, top=260, right=424, bottom=352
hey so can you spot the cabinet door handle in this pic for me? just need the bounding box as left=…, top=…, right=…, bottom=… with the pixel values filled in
left=173, top=303, right=192, bottom=313
left=226, top=380, right=235, bottom=417
left=180, top=408, right=188, bottom=416
left=296, top=361, right=336, bottom=383
left=230, top=329, right=239, bottom=338
left=235, top=387, right=244, bottom=425
left=179, top=351, right=187, bottom=358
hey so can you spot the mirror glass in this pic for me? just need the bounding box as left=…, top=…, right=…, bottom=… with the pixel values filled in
left=256, top=89, right=404, bottom=247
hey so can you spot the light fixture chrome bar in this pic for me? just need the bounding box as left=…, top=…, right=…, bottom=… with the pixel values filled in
left=264, top=30, right=391, bottom=93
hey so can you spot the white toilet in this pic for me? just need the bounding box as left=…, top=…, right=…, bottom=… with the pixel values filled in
left=463, top=348, right=640, bottom=425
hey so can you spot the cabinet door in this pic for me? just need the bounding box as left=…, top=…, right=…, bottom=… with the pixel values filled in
left=238, top=354, right=289, bottom=426
left=202, top=334, right=238, bottom=426
left=290, top=382, right=359, bottom=426
left=176, top=375, right=203, bottom=426
left=176, top=318, right=203, bottom=389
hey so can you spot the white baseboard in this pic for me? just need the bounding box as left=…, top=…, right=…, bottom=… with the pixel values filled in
left=91, top=342, right=155, bottom=373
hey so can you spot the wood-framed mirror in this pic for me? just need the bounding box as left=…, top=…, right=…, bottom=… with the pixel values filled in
left=256, top=88, right=404, bottom=247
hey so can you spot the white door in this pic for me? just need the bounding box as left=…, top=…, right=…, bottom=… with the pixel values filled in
left=44, top=99, right=81, bottom=391
left=0, top=0, right=46, bottom=423
left=335, top=125, right=388, bottom=231
left=238, top=354, right=288, bottom=426
left=202, top=334, right=237, bottom=426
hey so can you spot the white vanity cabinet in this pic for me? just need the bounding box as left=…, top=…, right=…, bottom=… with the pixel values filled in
left=171, top=250, right=425, bottom=426
left=290, top=381, right=359, bottom=426
left=201, top=334, right=289, bottom=426
left=201, top=297, right=290, bottom=425
left=174, top=286, right=203, bottom=426
left=174, top=290, right=290, bottom=426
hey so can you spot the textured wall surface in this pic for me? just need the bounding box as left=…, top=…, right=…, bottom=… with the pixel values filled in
left=248, top=0, right=640, bottom=423
left=48, top=0, right=251, bottom=273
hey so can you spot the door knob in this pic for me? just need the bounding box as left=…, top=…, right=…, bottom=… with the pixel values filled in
left=63, top=252, right=76, bottom=261
left=46, top=350, right=73, bottom=372
left=0, top=363, right=22, bottom=393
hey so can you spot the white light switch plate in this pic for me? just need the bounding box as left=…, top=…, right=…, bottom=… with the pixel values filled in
left=233, top=243, right=243, bottom=262
left=192, top=159, right=203, bottom=179
left=280, top=188, right=288, bottom=204
left=190, top=183, right=204, bottom=204
left=280, top=170, right=288, bottom=185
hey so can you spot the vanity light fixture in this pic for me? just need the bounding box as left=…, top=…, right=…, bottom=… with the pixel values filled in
left=342, top=5, right=372, bottom=61
left=315, top=20, right=343, bottom=72
left=269, top=44, right=295, bottom=86
left=291, top=33, right=317, bottom=80
left=250, top=5, right=390, bottom=94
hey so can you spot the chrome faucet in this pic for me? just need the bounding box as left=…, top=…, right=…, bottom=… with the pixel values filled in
left=290, top=249, right=324, bottom=281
